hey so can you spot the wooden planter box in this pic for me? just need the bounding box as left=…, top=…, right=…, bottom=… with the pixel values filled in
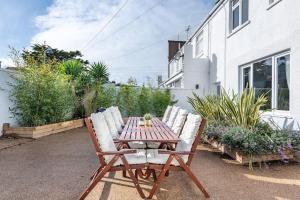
left=203, top=137, right=294, bottom=165
left=3, top=119, right=84, bottom=139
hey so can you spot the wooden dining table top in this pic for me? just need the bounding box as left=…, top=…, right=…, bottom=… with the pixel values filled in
left=119, top=117, right=180, bottom=143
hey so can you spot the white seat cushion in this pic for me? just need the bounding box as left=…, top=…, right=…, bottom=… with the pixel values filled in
left=146, top=149, right=181, bottom=166
left=103, top=109, right=119, bottom=139
left=112, top=106, right=125, bottom=126
left=91, top=112, right=118, bottom=162
left=171, top=109, right=188, bottom=136
left=166, top=106, right=180, bottom=127
left=109, top=107, right=123, bottom=132
left=146, top=142, right=161, bottom=149
left=114, top=149, right=147, bottom=166
left=162, top=105, right=173, bottom=123
left=128, top=141, right=147, bottom=149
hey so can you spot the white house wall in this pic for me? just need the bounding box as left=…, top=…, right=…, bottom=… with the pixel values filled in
left=207, top=4, right=226, bottom=93
left=182, top=44, right=210, bottom=93
left=0, top=70, right=17, bottom=136
left=225, top=0, right=300, bottom=129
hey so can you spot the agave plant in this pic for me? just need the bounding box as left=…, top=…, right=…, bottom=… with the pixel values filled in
left=220, top=88, right=267, bottom=129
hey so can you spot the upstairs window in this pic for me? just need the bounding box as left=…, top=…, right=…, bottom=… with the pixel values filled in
left=195, top=31, right=204, bottom=57
left=230, top=0, right=249, bottom=31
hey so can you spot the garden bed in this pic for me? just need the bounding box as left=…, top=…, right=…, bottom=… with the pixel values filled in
left=204, top=137, right=294, bottom=165
left=3, top=119, right=84, bottom=139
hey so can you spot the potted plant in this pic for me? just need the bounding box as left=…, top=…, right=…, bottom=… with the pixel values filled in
left=143, top=113, right=152, bottom=127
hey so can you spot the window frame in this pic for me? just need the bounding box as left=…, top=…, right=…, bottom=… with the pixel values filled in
left=195, top=31, right=204, bottom=57
left=239, top=51, right=290, bottom=111
left=230, top=0, right=249, bottom=33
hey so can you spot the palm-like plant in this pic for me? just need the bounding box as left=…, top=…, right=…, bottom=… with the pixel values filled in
left=58, top=59, right=84, bottom=80
left=188, top=93, right=223, bottom=121
left=89, top=62, right=109, bottom=84
left=188, top=88, right=268, bottom=129
left=220, top=88, right=267, bottom=129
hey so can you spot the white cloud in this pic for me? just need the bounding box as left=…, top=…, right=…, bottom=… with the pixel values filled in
left=31, top=0, right=213, bottom=84
left=0, top=57, right=14, bottom=68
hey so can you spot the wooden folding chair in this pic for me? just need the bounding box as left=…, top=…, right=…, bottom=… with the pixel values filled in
left=147, top=117, right=210, bottom=199
left=79, top=117, right=147, bottom=200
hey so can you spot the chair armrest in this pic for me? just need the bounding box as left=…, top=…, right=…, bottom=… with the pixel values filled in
left=158, top=150, right=193, bottom=155
left=97, top=149, right=137, bottom=156
left=113, top=139, right=119, bottom=143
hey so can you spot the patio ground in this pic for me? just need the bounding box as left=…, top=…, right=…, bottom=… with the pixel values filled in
left=0, top=127, right=299, bottom=200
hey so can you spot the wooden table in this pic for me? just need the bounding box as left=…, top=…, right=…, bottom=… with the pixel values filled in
left=119, top=117, right=179, bottom=143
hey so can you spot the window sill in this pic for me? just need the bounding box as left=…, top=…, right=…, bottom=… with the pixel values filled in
left=261, top=110, right=292, bottom=119
left=267, top=0, right=282, bottom=10
left=227, top=20, right=251, bottom=39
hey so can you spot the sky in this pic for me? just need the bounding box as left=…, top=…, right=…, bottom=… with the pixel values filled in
left=0, top=0, right=214, bottom=85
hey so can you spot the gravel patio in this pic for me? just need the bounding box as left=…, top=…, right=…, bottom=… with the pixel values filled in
left=0, top=127, right=299, bottom=200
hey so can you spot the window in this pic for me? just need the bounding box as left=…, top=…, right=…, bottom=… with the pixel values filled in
left=195, top=31, right=204, bottom=56
left=240, top=52, right=290, bottom=111
left=230, top=0, right=249, bottom=31
left=253, top=58, right=273, bottom=109
left=276, top=54, right=290, bottom=110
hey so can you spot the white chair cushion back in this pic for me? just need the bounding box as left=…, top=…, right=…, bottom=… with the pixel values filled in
left=112, top=106, right=124, bottom=126
left=162, top=105, right=172, bottom=123
left=171, top=109, right=188, bottom=136
left=109, top=107, right=123, bottom=132
left=103, top=109, right=119, bottom=139
left=91, top=112, right=117, bottom=162
left=166, top=106, right=180, bottom=127
left=177, top=113, right=201, bottom=151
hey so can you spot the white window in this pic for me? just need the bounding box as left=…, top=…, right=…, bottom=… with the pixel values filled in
left=230, top=0, right=249, bottom=31
left=240, top=52, right=290, bottom=111
left=195, top=31, right=204, bottom=57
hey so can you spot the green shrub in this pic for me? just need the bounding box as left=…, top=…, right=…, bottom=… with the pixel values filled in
left=10, top=67, right=76, bottom=126
left=221, top=126, right=269, bottom=156
left=205, top=121, right=231, bottom=140
left=138, top=85, right=152, bottom=115
left=118, top=85, right=138, bottom=116
left=152, top=89, right=174, bottom=117
left=97, top=85, right=117, bottom=108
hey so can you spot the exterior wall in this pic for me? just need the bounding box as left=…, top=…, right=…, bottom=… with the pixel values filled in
left=225, top=0, right=300, bottom=129
left=0, top=69, right=17, bottom=136
left=170, top=88, right=203, bottom=112
left=182, top=44, right=210, bottom=93
left=164, top=0, right=300, bottom=129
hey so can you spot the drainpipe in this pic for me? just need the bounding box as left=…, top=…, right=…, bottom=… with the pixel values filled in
left=223, top=3, right=228, bottom=90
